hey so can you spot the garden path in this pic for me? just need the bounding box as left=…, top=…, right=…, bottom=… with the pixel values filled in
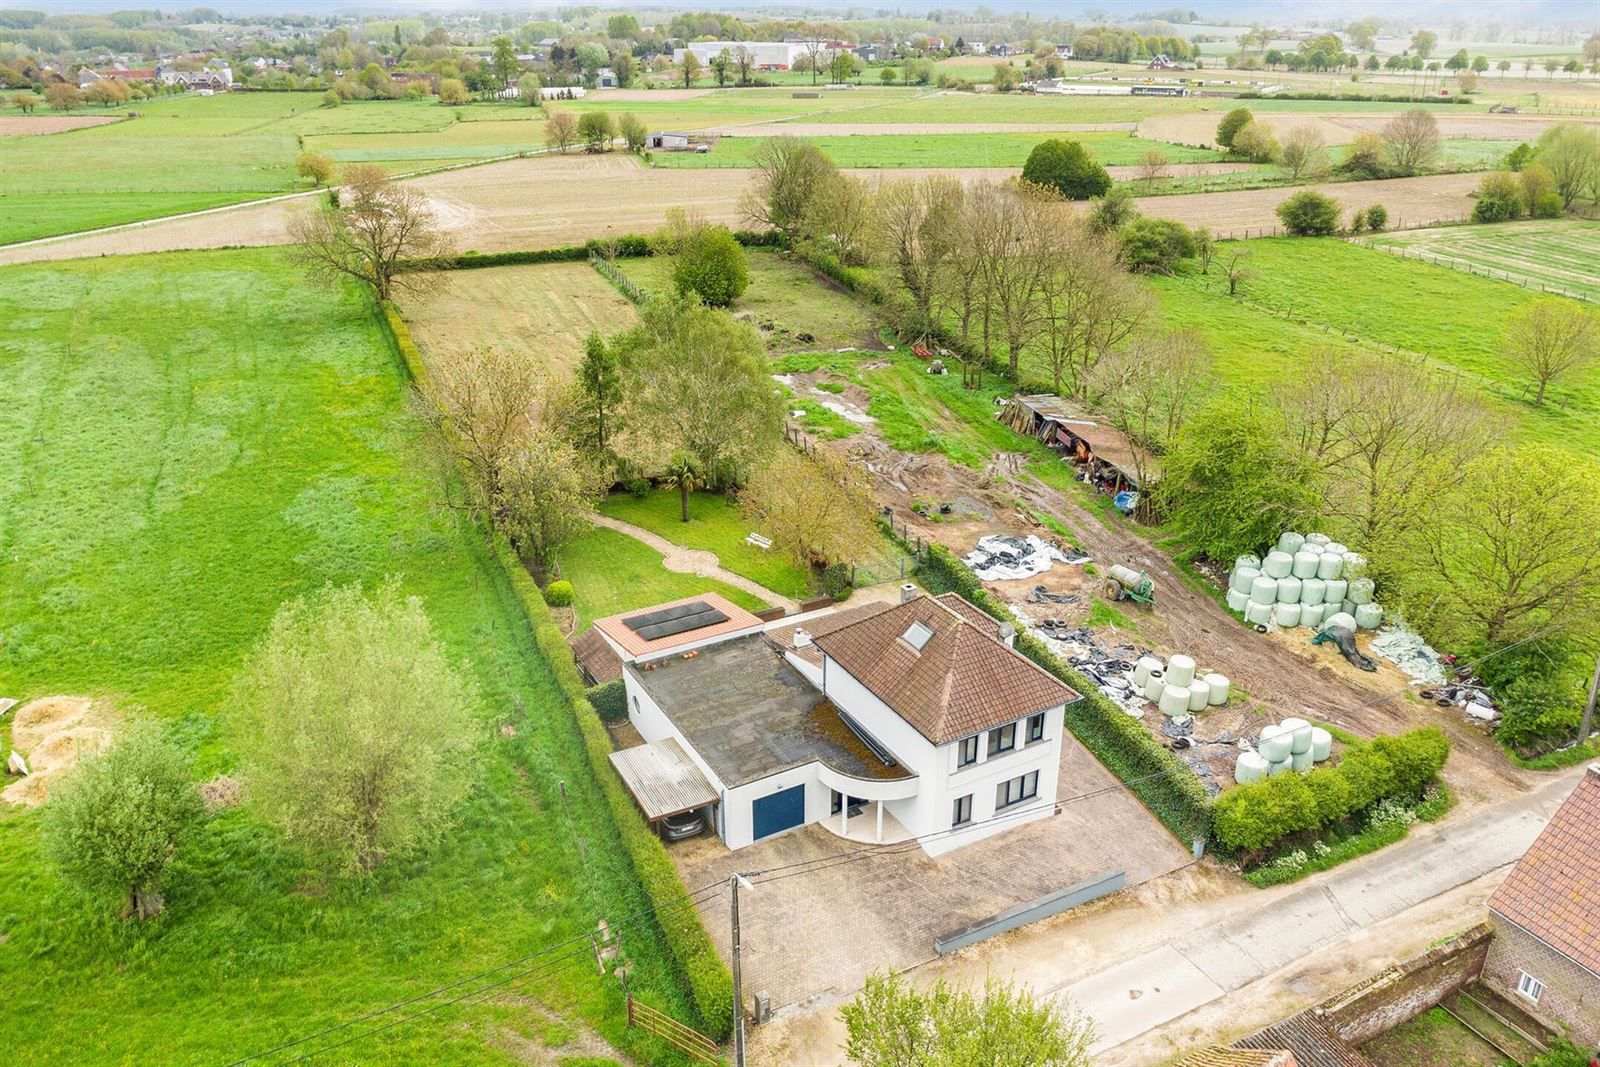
left=588, top=513, right=802, bottom=613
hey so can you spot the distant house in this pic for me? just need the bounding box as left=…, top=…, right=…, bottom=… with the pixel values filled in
left=854, top=42, right=890, bottom=63
left=1054, top=44, right=1076, bottom=59
left=78, top=66, right=157, bottom=87
left=1147, top=53, right=1183, bottom=70
left=645, top=131, right=692, bottom=150
left=538, top=85, right=586, bottom=100
left=1482, top=763, right=1600, bottom=1047
left=596, top=589, right=1077, bottom=854
left=159, top=67, right=233, bottom=91
left=594, top=66, right=619, bottom=88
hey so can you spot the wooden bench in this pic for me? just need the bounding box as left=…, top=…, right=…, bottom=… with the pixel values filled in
left=744, top=533, right=773, bottom=550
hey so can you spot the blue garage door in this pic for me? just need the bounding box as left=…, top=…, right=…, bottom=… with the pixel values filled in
left=752, top=785, right=806, bottom=841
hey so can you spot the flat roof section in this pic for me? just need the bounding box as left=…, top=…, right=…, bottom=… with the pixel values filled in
left=608, top=737, right=719, bottom=821
left=593, top=592, right=765, bottom=660
left=629, top=634, right=914, bottom=789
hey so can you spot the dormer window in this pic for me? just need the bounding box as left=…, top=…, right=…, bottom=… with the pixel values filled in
left=902, top=621, right=934, bottom=651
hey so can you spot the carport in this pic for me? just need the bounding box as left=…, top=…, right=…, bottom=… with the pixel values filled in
left=609, top=737, right=719, bottom=826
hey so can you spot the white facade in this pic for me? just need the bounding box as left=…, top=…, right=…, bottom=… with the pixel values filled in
left=616, top=608, right=1066, bottom=856
left=671, top=41, right=830, bottom=70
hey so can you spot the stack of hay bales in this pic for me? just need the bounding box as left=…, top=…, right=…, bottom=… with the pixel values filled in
left=1133, top=653, right=1229, bottom=716
left=1234, top=717, right=1334, bottom=784
left=1226, top=532, right=1381, bottom=631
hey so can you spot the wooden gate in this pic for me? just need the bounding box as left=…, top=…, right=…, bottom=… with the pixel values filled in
left=626, top=995, right=722, bottom=1065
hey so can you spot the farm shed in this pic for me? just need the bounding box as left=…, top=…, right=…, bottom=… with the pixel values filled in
left=647, top=131, right=710, bottom=152
left=1000, top=394, right=1156, bottom=492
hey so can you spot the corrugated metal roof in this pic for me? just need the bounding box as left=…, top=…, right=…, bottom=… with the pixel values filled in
left=608, top=737, right=718, bottom=821
left=1177, top=1048, right=1295, bottom=1067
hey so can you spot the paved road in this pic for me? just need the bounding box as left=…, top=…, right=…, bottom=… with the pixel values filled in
left=1066, top=765, right=1585, bottom=1053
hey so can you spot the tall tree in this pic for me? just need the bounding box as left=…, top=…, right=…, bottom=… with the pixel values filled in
left=575, top=331, right=623, bottom=454
left=233, top=583, right=478, bottom=877
left=1381, top=109, right=1441, bottom=175
left=1393, top=445, right=1600, bottom=648
left=490, top=35, right=518, bottom=88
left=678, top=49, right=700, bottom=88
left=1088, top=327, right=1212, bottom=494
left=616, top=297, right=784, bottom=489
left=740, top=449, right=882, bottom=568
left=877, top=174, right=963, bottom=338
left=1504, top=297, right=1597, bottom=404
left=741, top=135, right=837, bottom=241
left=1533, top=123, right=1600, bottom=209
left=289, top=164, right=452, bottom=302
left=967, top=181, right=1054, bottom=379
left=45, top=724, right=203, bottom=920
left=1031, top=226, right=1150, bottom=399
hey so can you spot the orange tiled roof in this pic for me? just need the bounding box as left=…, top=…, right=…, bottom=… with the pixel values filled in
left=811, top=594, right=1077, bottom=744
left=1489, top=764, right=1600, bottom=976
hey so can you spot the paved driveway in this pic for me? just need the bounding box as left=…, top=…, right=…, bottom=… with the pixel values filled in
left=671, top=732, right=1193, bottom=1010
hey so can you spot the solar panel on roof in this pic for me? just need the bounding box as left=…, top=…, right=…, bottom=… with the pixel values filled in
left=622, top=600, right=730, bottom=641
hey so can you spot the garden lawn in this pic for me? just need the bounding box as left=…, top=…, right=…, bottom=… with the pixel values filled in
left=652, top=131, right=1221, bottom=169
left=557, top=526, right=769, bottom=627
left=1141, top=237, right=1600, bottom=458
left=621, top=248, right=880, bottom=352
left=598, top=490, right=812, bottom=600
left=0, top=248, right=698, bottom=1066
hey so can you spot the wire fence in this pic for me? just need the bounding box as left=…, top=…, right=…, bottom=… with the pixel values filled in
left=1213, top=213, right=1471, bottom=242
left=590, top=253, right=648, bottom=304
left=1355, top=241, right=1597, bottom=303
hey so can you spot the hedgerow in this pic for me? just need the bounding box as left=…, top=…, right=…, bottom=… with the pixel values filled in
left=587, top=679, right=628, bottom=725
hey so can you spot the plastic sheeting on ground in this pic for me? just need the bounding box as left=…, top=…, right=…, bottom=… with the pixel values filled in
left=1370, top=627, right=1448, bottom=685
left=963, top=534, right=1084, bottom=581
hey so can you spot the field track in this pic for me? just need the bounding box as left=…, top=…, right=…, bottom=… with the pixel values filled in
left=0, top=155, right=1483, bottom=266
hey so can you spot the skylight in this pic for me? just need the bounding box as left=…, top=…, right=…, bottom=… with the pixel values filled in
left=902, top=621, right=935, bottom=651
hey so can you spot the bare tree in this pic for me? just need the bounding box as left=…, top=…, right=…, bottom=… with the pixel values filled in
left=289, top=165, right=453, bottom=302
left=1276, top=354, right=1488, bottom=554
left=734, top=45, right=756, bottom=86
left=800, top=27, right=830, bottom=86
left=1031, top=225, right=1151, bottom=398
left=802, top=171, right=878, bottom=266
left=877, top=174, right=963, bottom=338
left=1381, top=108, right=1441, bottom=174
left=966, top=181, right=1055, bottom=379
left=1279, top=125, right=1329, bottom=180
left=741, top=135, right=837, bottom=240
left=1136, top=148, right=1170, bottom=191
left=1223, top=249, right=1256, bottom=295
left=1505, top=297, right=1597, bottom=404
left=544, top=108, right=578, bottom=153
left=1088, top=328, right=1213, bottom=495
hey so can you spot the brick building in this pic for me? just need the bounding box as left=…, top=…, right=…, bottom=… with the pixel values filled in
left=1483, top=764, right=1600, bottom=1049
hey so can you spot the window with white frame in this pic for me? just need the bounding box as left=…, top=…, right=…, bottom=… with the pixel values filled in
left=952, top=794, right=973, bottom=827
left=995, top=770, right=1039, bottom=810
left=1027, top=712, right=1046, bottom=743
left=1516, top=970, right=1543, bottom=1003
left=957, top=735, right=979, bottom=768
left=987, top=722, right=1017, bottom=757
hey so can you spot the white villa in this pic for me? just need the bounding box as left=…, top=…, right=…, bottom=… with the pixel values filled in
left=670, top=41, right=834, bottom=70
left=593, top=589, right=1079, bottom=857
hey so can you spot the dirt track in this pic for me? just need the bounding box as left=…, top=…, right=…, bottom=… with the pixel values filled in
left=0, top=154, right=1486, bottom=266
left=0, top=115, right=120, bottom=135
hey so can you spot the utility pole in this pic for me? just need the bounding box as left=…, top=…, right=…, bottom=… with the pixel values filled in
left=730, top=873, right=751, bottom=1067
left=1578, top=654, right=1600, bottom=749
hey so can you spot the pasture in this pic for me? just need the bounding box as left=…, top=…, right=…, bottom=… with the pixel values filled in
left=400, top=260, right=640, bottom=379
left=0, top=247, right=696, bottom=1064
left=1361, top=218, right=1600, bottom=302
left=652, top=130, right=1221, bottom=169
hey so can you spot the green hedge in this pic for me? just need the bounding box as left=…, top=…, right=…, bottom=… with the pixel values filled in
left=587, top=679, right=627, bottom=725
left=495, top=538, right=734, bottom=1040
left=1213, top=727, right=1449, bottom=856
left=407, top=229, right=785, bottom=273
left=374, top=295, right=733, bottom=1039
left=912, top=539, right=1213, bottom=843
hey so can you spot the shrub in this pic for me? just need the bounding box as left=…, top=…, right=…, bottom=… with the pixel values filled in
left=1304, top=768, right=1353, bottom=824
left=1276, top=190, right=1341, bottom=235
left=821, top=561, right=852, bottom=601
left=438, top=78, right=468, bottom=105
left=1214, top=772, right=1320, bottom=852
left=321, top=89, right=339, bottom=107
left=1473, top=171, right=1525, bottom=223
left=1504, top=142, right=1533, bottom=172
left=1021, top=139, right=1111, bottom=200
left=1529, top=191, right=1564, bottom=219
left=1340, top=132, right=1387, bottom=179
left=626, top=477, right=652, bottom=498
left=1347, top=210, right=1366, bottom=234
left=1363, top=204, right=1388, bottom=231
left=1086, top=187, right=1136, bottom=235
left=1231, top=122, right=1279, bottom=163
left=586, top=679, right=627, bottom=724
left=1215, top=107, right=1254, bottom=149
left=1118, top=217, right=1197, bottom=274
left=544, top=579, right=575, bottom=606
left=1370, top=727, right=1449, bottom=796
left=1496, top=674, right=1582, bottom=754
left=671, top=225, right=749, bottom=307
left=1520, top=162, right=1558, bottom=215
left=577, top=110, right=615, bottom=152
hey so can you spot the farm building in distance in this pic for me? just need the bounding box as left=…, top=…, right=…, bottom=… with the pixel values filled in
left=671, top=40, right=837, bottom=70
left=594, top=590, right=1078, bottom=855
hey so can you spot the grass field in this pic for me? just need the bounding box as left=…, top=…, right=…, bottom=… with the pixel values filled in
left=0, top=248, right=697, bottom=1065
left=598, top=490, right=813, bottom=600
left=621, top=249, right=881, bottom=352
left=651, top=130, right=1221, bottom=169
left=1361, top=218, right=1600, bottom=302
left=556, top=526, right=769, bottom=627
left=1142, top=236, right=1600, bottom=456
left=400, top=261, right=640, bottom=380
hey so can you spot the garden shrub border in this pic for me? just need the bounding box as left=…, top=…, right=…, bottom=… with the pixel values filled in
left=400, top=229, right=786, bottom=273
left=375, top=295, right=733, bottom=1040
left=587, top=679, right=627, bottom=725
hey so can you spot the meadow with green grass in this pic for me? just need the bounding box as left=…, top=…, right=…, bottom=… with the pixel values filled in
left=1361, top=218, right=1600, bottom=303
left=652, top=130, right=1221, bottom=169
left=0, top=247, right=699, bottom=1065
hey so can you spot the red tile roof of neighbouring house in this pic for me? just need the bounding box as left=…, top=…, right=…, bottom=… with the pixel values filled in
left=811, top=594, right=1077, bottom=745
left=1488, top=764, right=1600, bottom=977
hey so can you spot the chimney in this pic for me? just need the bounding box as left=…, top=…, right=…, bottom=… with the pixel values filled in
left=998, top=622, right=1016, bottom=646
left=794, top=627, right=812, bottom=648
left=900, top=582, right=918, bottom=604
